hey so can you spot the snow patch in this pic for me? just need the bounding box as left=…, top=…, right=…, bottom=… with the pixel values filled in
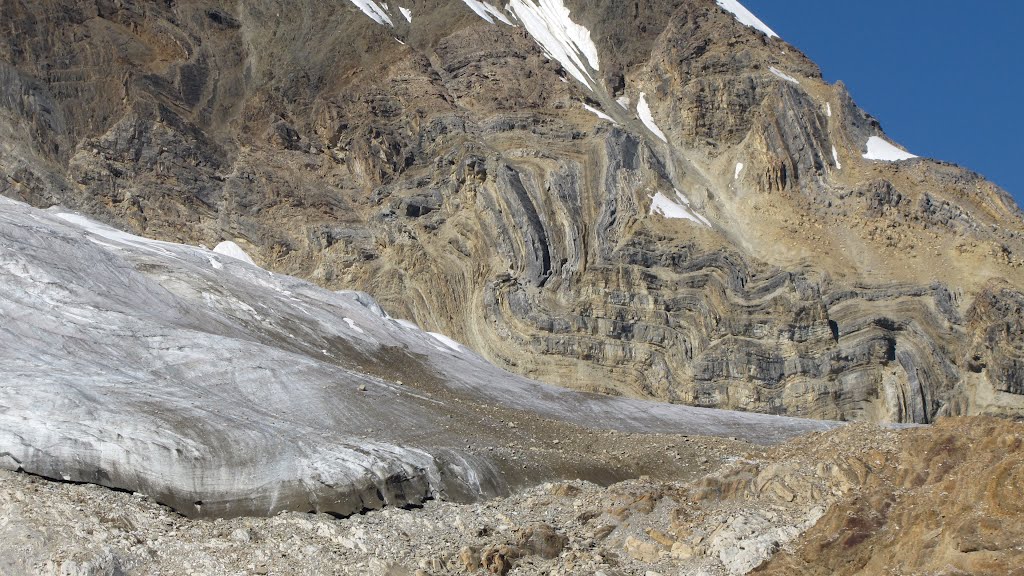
left=343, top=318, right=365, bottom=334
left=507, top=0, right=600, bottom=87
left=716, top=0, right=778, bottom=38
left=53, top=213, right=135, bottom=244
left=213, top=241, right=256, bottom=266
left=637, top=93, right=667, bottom=143
left=460, top=0, right=512, bottom=25
left=392, top=317, right=464, bottom=352
left=832, top=146, right=842, bottom=169
left=825, top=102, right=832, bottom=117
left=347, top=0, right=393, bottom=26
left=428, top=332, right=463, bottom=352
left=863, top=136, right=917, bottom=162
left=207, top=256, right=224, bottom=270
left=52, top=212, right=177, bottom=256
left=394, top=319, right=419, bottom=330
left=649, top=190, right=710, bottom=227
left=735, top=162, right=744, bottom=180
left=399, top=6, right=412, bottom=22
left=582, top=103, right=614, bottom=123
left=769, top=67, right=799, bottom=85
left=616, top=95, right=631, bottom=110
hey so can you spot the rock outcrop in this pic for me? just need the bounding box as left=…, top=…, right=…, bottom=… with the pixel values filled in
left=757, top=416, right=1024, bottom=575
left=1, top=0, right=1023, bottom=423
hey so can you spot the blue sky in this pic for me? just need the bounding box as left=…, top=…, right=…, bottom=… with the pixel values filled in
left=741, top=0, right=1023, bottom=207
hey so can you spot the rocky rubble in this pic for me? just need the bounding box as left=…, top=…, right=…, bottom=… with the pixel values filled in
left=3, top=417, right=1018, bottom=576
left=758, top=416, right=1024, bottom=575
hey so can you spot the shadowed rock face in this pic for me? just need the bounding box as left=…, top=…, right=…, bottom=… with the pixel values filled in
left=0, top=196, right=836, bottom=518
left=1, top=0, right=1023, bottom=424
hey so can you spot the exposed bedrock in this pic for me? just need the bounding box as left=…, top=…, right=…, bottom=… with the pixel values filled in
left=1, top=0, right=1023, bottom=424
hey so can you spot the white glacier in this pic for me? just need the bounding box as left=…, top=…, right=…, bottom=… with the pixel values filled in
left=343, top=317, right=365, bottom=334
left=394, top=318, right=420, bottom=330
left=429, top=332, right=464, bottom=352
left=54, top=211, right=176, bottom=256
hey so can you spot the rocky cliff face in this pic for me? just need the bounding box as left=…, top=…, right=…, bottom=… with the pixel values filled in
left=2, top=0, right=1023, bottom=423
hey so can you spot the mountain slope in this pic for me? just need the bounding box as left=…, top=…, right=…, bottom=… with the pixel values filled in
left=1, top=0, right=1022, bottom=423
left=0, top=195, right=835, bottom=517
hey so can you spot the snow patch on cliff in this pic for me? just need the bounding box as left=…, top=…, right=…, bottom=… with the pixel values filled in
left=460, top=0, right=512, bottom=25
left=637, top=93, right=667, bottom=143
left=347, top=0, right=393, bottom=26
left=650, top=190, right=710, bottom=227
left=863, top=136, right=918, bottom=162
left=582, top=103, right=614, bottom=123
left=769, top=67, right=800, bottom=85
left=508, top=0, right=600, bottom=87
left=716, top=0, right=778, bottom=38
